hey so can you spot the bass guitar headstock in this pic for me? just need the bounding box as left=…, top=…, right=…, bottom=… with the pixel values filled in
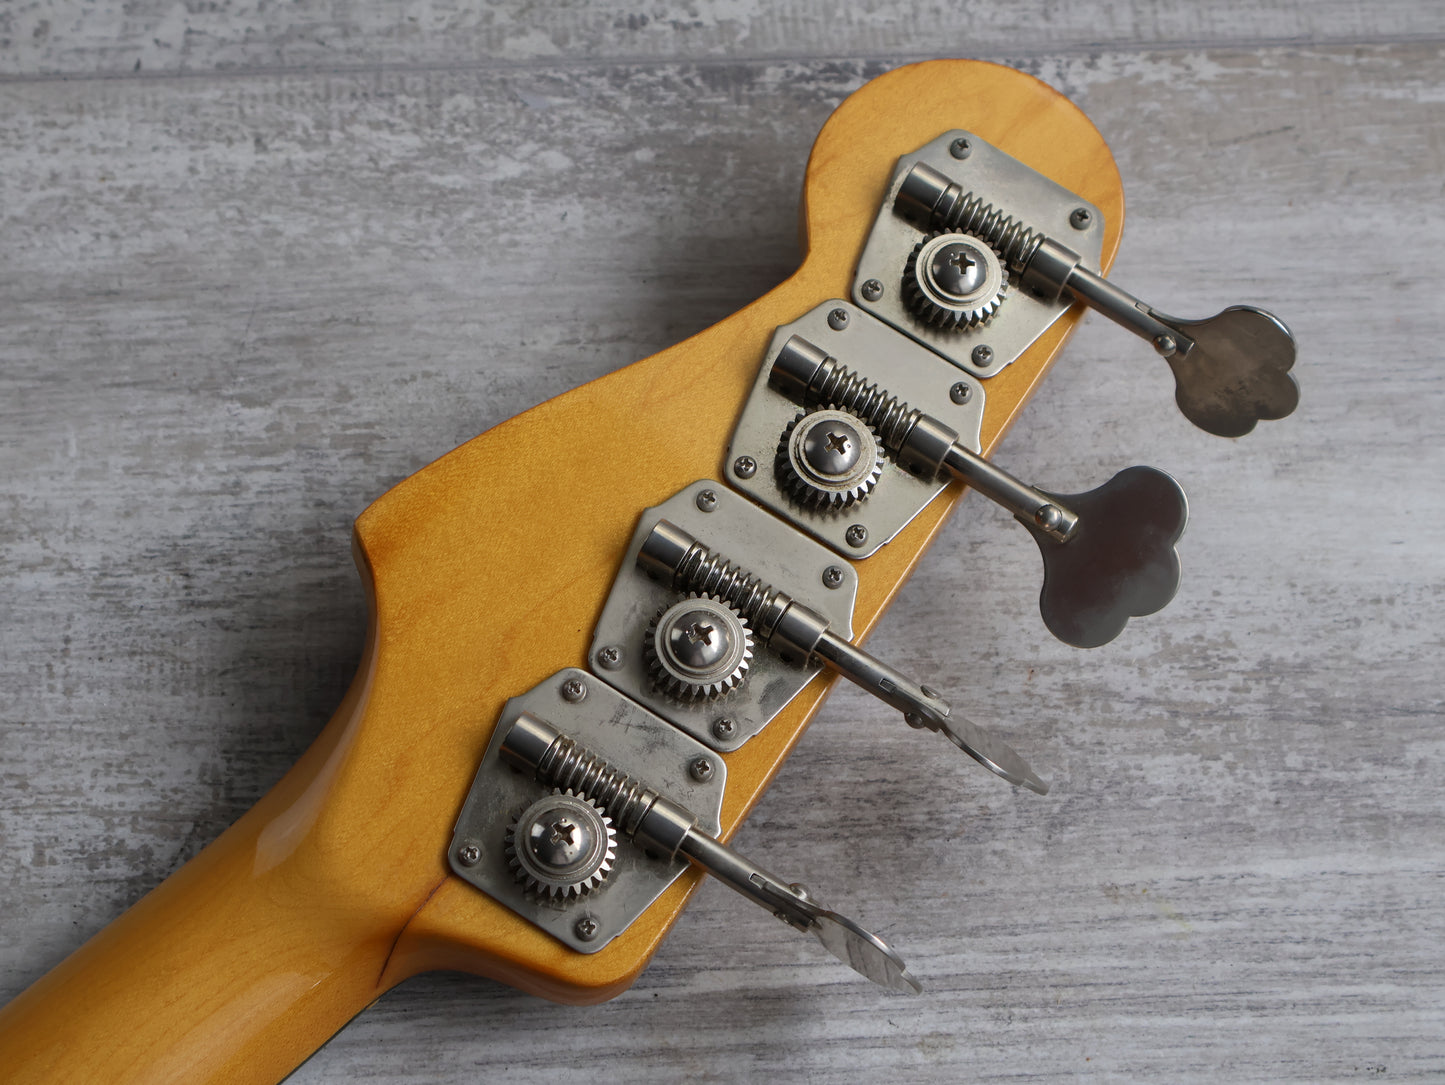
left=341, top=59, right=1293, bottom=1000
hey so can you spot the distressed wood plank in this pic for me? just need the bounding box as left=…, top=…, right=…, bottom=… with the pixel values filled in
left=1, top=38, right=1443, bottom=1085
left=1, top=0, right=1443, bottom=77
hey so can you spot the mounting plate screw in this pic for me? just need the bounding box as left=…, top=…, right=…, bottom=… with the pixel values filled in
left=597, top=645, right=623, bottom=670
left=560, top=678, right=587, bottom=703
left=1069, top=207, right=1092, bottom=230
left=827, top=308, right=850, bottom=331
left=821, top=565, right=845, bottom=589
left=574, top=917, right=600, bottom=942
left=712, top=716, right=737, bottom=740
left=845, top=524, right=868, bottom=548
left=733, top=455, right=757, bottom=480
left=971, top=344, right=994, bottom=366
left=949, top=137, right=972, bottom=160
left=861, top=278, right=884, bottom=302
left=949, top=382, right=972, bottom=405
left=457, top=842, right=482, bottom=867
left=689, top=756, right=715, bottom=783
left=696, top=489, right=718, bottom=512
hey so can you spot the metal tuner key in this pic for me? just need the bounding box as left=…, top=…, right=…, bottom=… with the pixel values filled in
left=770, top=336, right=1188, bottom=649
left=500, top=713, right=922, bottom=994
left=638, top=519, right=1047, bottom=794
left=896, top=162, right=1300, bottom=437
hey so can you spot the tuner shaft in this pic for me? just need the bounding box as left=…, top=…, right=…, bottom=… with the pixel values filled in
left=501, top=713, right=921, bottom=994
left=638, top=520, right=1046, bottom=793
left=897, top=163, right=1164, bottom=341
left=1024, top=237, right=1191, bottom=356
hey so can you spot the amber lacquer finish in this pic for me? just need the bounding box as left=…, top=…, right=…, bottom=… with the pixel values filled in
left=0, top=60, right=1122, bottom=1084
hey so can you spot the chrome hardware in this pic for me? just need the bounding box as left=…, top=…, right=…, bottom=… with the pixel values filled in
left=728, top=301, right=983, bottom=558
left=897, top=158, right=1298, bottom=436
left=770, top=336, right=1188, bottom=648
left=777, top=407, right=884, bottom=509
left=894, top=160, right=1051, bottom=272
left=500, top=713, right=921, bottom=994
left=591, top=481, right=858, bottom=752
left=449, top=668, right=727, bottom=953
left=644, top=594, right=754, bottom=701
left=854, top=130, right=1104, bottom=377
left=901, top=232, right=1008, bottom=330
left=640, top=520, right=1046, bottom=793
left=504, top=790, right=616, bottom=900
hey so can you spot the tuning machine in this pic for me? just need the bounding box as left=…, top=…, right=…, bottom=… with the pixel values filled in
left=851, top=129, right=1107, bottom=381
left=496, top=712, right=921, bottom=994
left=450, top=668, right=728, bottom=954
left=451, top=668, right=921, bottom=991
left=857, top=130, right=1299, bottom=436
left=728, top=305, right=1186, bottom=647
left=589, top=481, right=857, bottom=753
left=768, top=336, right=1187, bottom=648
left=727, top=301, right=984, bottom=559
left=589, top=481, right=1046, bottom=791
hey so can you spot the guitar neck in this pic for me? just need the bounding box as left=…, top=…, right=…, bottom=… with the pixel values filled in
left=0, top=656, right=406, bottom=1084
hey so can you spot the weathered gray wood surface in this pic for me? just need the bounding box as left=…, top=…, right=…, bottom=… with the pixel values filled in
left=2, top=2, right=1443, bottom=1081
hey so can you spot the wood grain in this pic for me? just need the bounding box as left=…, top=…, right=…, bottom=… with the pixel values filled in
left=2, top=6, right=1443, bottom=1083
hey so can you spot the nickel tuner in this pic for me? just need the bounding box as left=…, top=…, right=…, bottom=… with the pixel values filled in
left=500, top=713, right=921, bottom=994
left=896, top=162, right=1299, bottom=437
left=769, top=336, right=1188, bottom=648
left=637, top=519, right=1047, bottom=794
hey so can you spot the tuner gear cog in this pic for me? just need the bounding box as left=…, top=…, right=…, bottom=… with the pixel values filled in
left=644, top=594, right=753, bottom=701
left=776, top=407, right=883, bottom=510
left=505, top=789, right=617, bottom=900
left=902, top=231, right=1008, bottom=330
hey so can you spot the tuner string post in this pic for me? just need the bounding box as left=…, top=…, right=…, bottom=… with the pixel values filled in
left=637, top=520, right=1046, bottom=792
left=499, top=713, right=921, bottom=995
left=893, top=162, right=1299, bottom=437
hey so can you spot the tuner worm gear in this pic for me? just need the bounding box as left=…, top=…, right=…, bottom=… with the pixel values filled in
left=645, top=594, right=753, bottom=701
left=505, top=789, right=617, bottom=900
left=902, top=231, right=1008, bottom=330
left=776, top=408, right=883, bottom=510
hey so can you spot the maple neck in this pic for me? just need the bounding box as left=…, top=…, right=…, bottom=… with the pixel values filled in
left=0, top=655, right=403, bottom=1085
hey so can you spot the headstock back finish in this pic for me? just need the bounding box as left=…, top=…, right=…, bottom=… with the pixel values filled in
left=355, top=59, right=1123, bottom=1001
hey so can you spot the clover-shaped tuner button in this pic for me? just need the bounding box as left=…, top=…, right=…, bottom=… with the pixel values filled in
left=1024, top=466, right=1188, bottom=649
left=1157, top=306, right=1299, bottom=438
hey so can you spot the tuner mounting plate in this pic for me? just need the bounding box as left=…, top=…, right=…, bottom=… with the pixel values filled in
left=589, top=481, right=857, bottom=752
left=449, top=668, right=727, bottom=955
left=726, top=302, right=982, bottom=559
left=852, top=129, right=1105, bottom=378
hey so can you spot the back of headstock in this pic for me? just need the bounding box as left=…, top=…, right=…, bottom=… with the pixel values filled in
left=0, top=57, right=1296, bottom=1083
left=352, top=59, right=1127, bottom=1000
